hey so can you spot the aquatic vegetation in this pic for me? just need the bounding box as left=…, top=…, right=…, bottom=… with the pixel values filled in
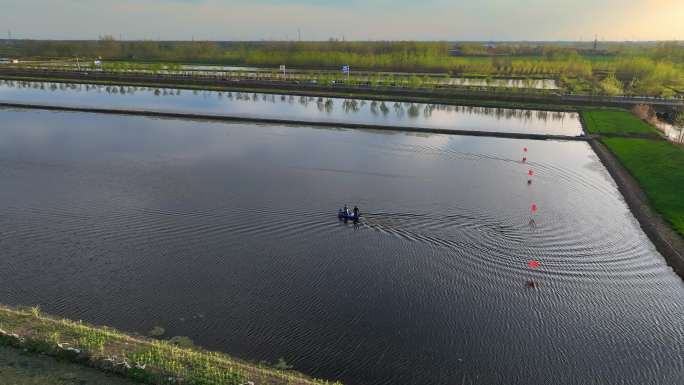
left=148, top=326, right=166, bottom=338
left=273, top=357, right=293, bottom=371
left=168, top=336, right=194, bottom=348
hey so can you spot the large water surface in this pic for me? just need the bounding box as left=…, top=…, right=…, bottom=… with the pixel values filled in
left=0, top=108, right=681, bottom=385
left=0, top=80, right=581, bottom=136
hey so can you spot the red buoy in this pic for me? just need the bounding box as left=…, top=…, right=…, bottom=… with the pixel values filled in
left=531, top=203, right=538, bottom=213
left=528, top=260, right=540, bottom=269
left=528, top=170, right=534, bottom=177
left=522, top=157, right=527, bottom=163
left=523, top=147, right=528, bottom=153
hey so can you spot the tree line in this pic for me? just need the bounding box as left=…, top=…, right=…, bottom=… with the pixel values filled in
left=1, top=39, right=682, bottom=97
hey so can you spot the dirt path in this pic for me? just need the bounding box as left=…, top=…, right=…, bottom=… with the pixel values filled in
left=0, top=346, right=136, bottom=385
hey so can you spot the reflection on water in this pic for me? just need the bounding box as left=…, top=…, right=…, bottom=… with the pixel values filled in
left=446, top=77, right=558, bottom=89
left=0, top=108, right=681, bottom=385
left=0, top=80, right=582, bottom=136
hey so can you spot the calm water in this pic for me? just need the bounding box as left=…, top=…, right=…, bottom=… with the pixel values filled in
left=0, top=108, right=682, bottom=385
left=0, top=80, right=581, bottom=136
left=445, top=77, right=558, bottom=89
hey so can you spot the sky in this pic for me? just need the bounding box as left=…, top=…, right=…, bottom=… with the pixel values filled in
left=1, top=0, right=683, bottom=41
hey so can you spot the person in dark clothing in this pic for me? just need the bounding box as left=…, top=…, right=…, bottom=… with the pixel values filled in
left=353, top=206, right=360, bottom=218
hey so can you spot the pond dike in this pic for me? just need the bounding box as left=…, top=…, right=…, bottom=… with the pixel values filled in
left=0, top=101, right=586, bottom=142
left=588, top=139, right=684, bottom=279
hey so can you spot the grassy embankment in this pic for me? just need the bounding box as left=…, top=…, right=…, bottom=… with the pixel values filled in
left=582, top=109, right=662, bottom=136
left=0, top=305, right=340, bottom=385
left=0, top=345, right=137, bottom=385
left=582, top=110, right=684, bottom=237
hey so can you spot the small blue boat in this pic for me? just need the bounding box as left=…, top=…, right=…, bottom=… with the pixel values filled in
left=338, top=209, right=360, bottom=221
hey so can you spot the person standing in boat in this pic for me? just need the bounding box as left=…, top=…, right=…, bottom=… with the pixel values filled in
left=343, top=204, right=349, bottom=216
left=353, top=206, right=360, bottom=218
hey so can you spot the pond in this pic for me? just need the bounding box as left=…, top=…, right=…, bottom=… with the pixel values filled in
left=0, top=108, right=681, bottom=385
left=445, top=77, right=558, bottom=89
left=0, top=80, right=581, bottom=136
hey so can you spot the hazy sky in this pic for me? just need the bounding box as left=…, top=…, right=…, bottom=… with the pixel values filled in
left=2, top=0, right=683, bottom=41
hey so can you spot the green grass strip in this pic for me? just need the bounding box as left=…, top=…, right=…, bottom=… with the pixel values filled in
left=602, top=138, right=684, bottom=237
left=582, top=110, right=659, bottom=136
